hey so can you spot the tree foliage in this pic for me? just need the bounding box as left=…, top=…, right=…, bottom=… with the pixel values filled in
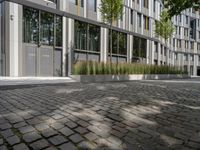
left=155, top=10, right=175, bottom=42
left=165, top=0, right=200, bottom=17
left=99, top=0, right=123, bottom=24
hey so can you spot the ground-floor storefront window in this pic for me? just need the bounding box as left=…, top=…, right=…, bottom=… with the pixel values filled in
left=74, top=20, right=100, bottom=62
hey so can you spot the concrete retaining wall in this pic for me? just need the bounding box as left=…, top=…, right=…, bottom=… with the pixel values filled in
left=70, top=74, right=190, bottom=82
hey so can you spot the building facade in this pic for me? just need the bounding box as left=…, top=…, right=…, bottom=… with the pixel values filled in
left=0, top=0, right=200, bottom=77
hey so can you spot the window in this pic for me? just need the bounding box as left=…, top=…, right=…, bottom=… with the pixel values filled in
left=143, top=16, right=149, bottom=30
left=143, top=0, right=148, bottom=8
left=23, top=7, right=62, bottom=47
left=133, top=37, right=147, bottom=58
left=186, top=16, right=188, bottom=24
left=74, top=20, right=100, bottom=52
left=88, top=0, right=97, bottom=12
left=137, top=13, right=142, bottom=27
left=109, top=30, right=127, bottom=56
left=130, top=9, right=133, bottom=25
left=23, top=7, right=39, bottom=44
left=175, top=53, right=178, bottom=60
left=40, top=11, right=54, bottom=46
left=153, top=0, right=156, bottom=12
left=191, top=55, right=194, bottom=61
left=55, top=15, right=62, bottom=47
left=70, top=0, right=84, bottom=7
left=190, top=42, right=194, bottom=49
left=184, top=54, right=188, bottom=61
left=154, top=42, right=158, bottom=53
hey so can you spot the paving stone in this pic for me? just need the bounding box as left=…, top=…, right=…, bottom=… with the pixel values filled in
left=13, top=122, right=27, bottom=128
left=50, top=123, right=64, bottom=130
left=42, top=128, right=58, bottom=138
left=75, top=127, right=89, bottom=134
left=65, top=121, right=78, bottom=129
left=30, top=139, right=50, bottom=150
left=59, top=127, right=74, bottom=137
left=0, top=145, right=8, bottom=150
left=78, top=141, right=97, bottom=149
left=0, top=123, right=12, bottom=130
left=48, top=135, right=68, bottom=146
left=77, top=120, right=90, bottom=127
left=69, top=134, right=84, bottom=143
left=13, top=143, right=30, bottom=150
left=1, top=129, right=14, bottom=138
left=19, top=126, right=35, bottom=134
left=59, top=142, right=77, bottom=150
left=44, top=146, right=58, bottom=150
left=51, top=114, right=64, bottom=120
left=84, top=132, right=98, bottom=141
left=0, top=139, right=3, bottom=145
left=23, top=132, right=42, bottom=143
left=35, top=123, right=49, bottom=131
left=6, top=135, right=20, bottom=146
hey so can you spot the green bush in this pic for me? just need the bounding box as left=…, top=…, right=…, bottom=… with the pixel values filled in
left=73, top=61, right=187, bottom=75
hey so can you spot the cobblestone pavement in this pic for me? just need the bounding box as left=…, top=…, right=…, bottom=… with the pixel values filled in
left=0, top=79, right=200, bottom=150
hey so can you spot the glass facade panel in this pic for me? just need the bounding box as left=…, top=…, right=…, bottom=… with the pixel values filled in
left=40, top=11, right=54, bottom=46
left=74, top=20, right=100, bottom=52
left=133, top=37, right=147, bottom=58
left=23, top=7, right=39, bottom=44
left=88, top=24, right=100, bottom=51
left=109, top=30, right=127, bottom=56
left=74, top=21, right=87, bottom=50
left=88, top=0, right=97, bottom=12
left=55, top=15, right=62, bottom=47
left=0, top=2, right=2, bottom=76
left=119, top=32, right=127, bottom=55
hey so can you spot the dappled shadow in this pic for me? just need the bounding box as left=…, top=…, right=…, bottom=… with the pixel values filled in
left=0, top=80, right=200, bottom=149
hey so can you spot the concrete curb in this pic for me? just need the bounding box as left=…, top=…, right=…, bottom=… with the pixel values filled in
left=70, top=74, right=190, bottom=83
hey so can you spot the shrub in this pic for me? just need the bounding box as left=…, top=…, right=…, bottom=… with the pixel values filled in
left=73, top=61, right=186, bottom=75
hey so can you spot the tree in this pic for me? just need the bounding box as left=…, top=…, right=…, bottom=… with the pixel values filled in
left=155, top=10, right=175, bottom=65
left=155, top=10, right=175, bottom=42
left=165, top=0, right=200, bottom=18
left=99, top=0, right=123, bottom=63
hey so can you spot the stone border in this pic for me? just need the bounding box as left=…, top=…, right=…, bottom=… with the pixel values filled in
left=70, top=74, right=190, bottom=82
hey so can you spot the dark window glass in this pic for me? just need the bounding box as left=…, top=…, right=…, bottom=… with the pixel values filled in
left=74, top=20, right=100, bottom=51
left=40, top=11, right=54, bottom=46
left=88, top=24, right=100, bottom=51
left=133, top=37, right=146, bottom=58
left=75, top=21, right=87, bottom=50
left=23, top=7, right=39, bottom=44
left=109, top=30, right=127, bottom=55
left=119, top=32, right=127, bottom=55
left=55, top=15, right=62, bottom=47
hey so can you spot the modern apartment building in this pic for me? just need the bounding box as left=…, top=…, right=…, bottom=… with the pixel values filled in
left=0, top=0, right=200, bottom=77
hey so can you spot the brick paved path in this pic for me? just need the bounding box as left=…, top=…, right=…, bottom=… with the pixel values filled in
left=0, top=80, right=200, bottom=150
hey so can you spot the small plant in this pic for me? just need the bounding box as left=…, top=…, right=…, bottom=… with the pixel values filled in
left=73, top=61, right=186, bottom=75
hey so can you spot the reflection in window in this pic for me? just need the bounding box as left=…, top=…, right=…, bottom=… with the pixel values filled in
left=23, top=7, right=39, bottom=44
left=55, top=15, right=62, bottom=47
left=88, top=0, right=97, bottom=12
left=109, top=30, right=127, bottom=56
left=75, top=20, right=100, bottom=52
left=75, top=21, right=87, bottom=50
left=40, top=12, right=54, bottom=46
left=133, top=37, right=147, bottom=58
left=88, top=24, right=100, bottom=51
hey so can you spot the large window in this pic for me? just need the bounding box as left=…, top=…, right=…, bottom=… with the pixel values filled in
left=109, top=30, right=127, bottom=56
left=40, top=11, right=54, bottom=46
left=133, top=37, right=147, bottom=58
left=74, top=20, right=100, bottom=52
left=88, top=0, right=97, bottom=12
left=23, top=7, right=62, bottom=47
left=23, top=7, right=39, bottom=44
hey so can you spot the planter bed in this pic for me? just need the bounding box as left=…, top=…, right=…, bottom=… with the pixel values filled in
left=70, top=74, right=190, bottom=83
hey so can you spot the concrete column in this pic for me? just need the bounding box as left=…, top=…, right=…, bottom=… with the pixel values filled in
left=158, top=42, right=161, bottom=65
left=127, top=35, right=133, bottom=63
left=146, top=40, right=150, bottom=64
left=66, top=18, right=74, bottom=76
left=151, top=41, right=154, bottom=65
left=194, top=55, right=198, bottom=76
left=62, top=16, right=67, bottom=76
left=9, top=2, right=20, bottom=77
left=100, top=27, right=108, bottom=63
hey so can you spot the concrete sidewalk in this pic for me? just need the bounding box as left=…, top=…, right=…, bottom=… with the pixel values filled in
left=0, top=77, right=76, bottom=86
